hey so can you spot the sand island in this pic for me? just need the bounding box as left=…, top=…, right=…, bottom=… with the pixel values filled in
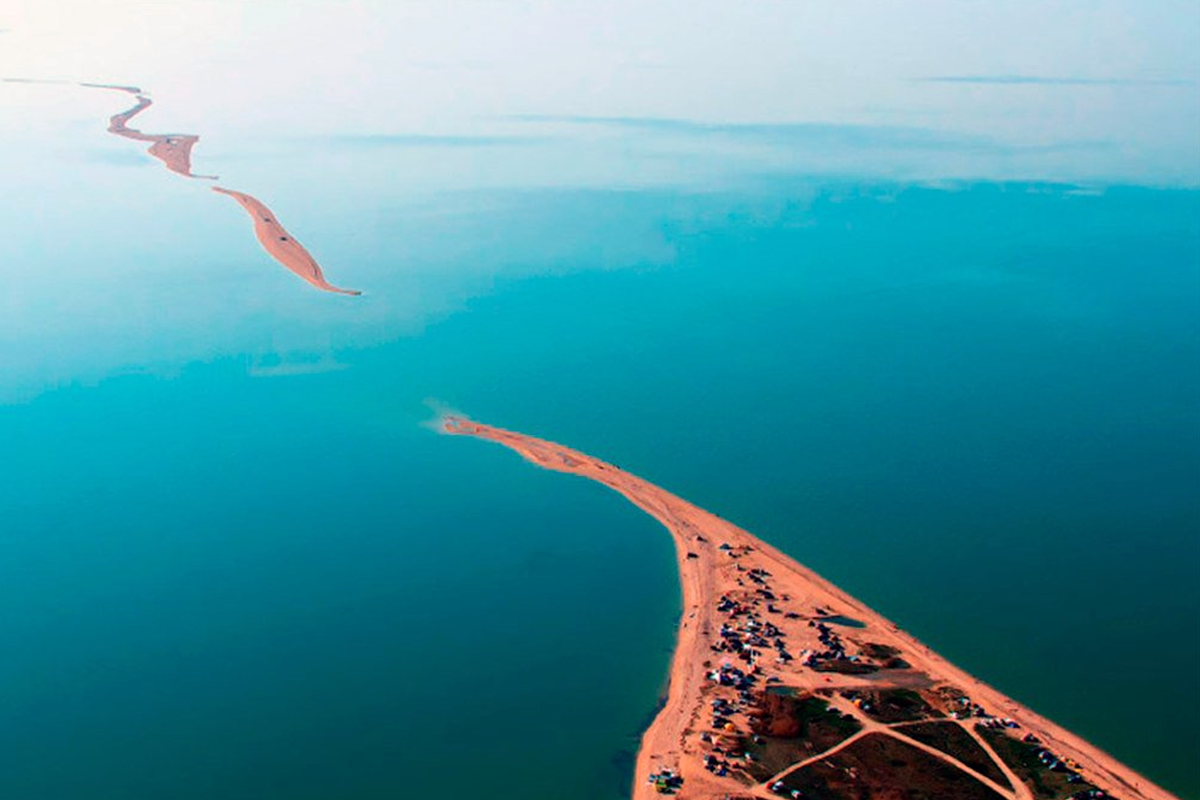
left=212, top=187, right=362, bottom=296
left=443, top=415, right=1179, bottom=800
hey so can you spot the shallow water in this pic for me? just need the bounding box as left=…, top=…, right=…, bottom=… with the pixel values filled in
left=1, top=3, right=1199, bottom=799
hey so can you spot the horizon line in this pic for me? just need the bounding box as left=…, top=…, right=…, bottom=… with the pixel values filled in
left=913, top=75, right=1194, bottom=86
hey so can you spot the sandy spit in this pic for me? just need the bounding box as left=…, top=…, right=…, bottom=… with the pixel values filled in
left=443, top=415, right=1178, bottom=800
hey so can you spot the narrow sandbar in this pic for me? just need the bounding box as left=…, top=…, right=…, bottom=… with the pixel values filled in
left=213, top=187, right=361, bottom=296
left=95, top=86, right=216, bottom=180
left=79, top=81, right=361, bottom=296
left=78, top=81, right=143, bottom=94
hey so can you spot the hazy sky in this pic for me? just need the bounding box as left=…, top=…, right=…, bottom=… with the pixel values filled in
left=2, top=0, right=1197, bottom=183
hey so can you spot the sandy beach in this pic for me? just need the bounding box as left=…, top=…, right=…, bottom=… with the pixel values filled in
left=443, top=415, right=1179, bottom=800
left=212, top=187, right=361, bottom=296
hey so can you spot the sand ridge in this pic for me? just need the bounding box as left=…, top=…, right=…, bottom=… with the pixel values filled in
left=442, top=415, right=1178, bottom=800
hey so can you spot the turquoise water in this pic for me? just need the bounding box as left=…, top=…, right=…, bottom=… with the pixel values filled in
left=1, top=63, right=1199, bottom=800
left=2, top=175, right=1196, bottom=798
left=0, top=370, right=679, bottom=798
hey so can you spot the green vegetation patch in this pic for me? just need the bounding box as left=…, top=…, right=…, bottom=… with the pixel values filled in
left=860, top=642, right=899, bottom=658
left=780, top=732, right=1009, bottom=800
left=976, top=726, right=1097, bottom=799
left=743, top=693, right=862, bottom=782
left=742, top=736, right=812, bottom=783
left=852, top=688, right=941, bottom=723
left=812, top=659, right=879, bottom=675
left=895, top=721, right=1010, bottom=788
left=859, top=642, right=911, bottom=669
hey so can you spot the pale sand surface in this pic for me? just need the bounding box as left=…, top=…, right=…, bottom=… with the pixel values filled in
left=443, top=416, right=1178, bottom=800
left=212, top=187, right=362, bottom=296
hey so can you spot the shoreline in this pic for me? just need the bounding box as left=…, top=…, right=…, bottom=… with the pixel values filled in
left=443, top=415, right=1179, bottom=800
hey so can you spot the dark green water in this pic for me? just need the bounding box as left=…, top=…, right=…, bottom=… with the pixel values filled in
left=2, top=179, right=1198, bottom=798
